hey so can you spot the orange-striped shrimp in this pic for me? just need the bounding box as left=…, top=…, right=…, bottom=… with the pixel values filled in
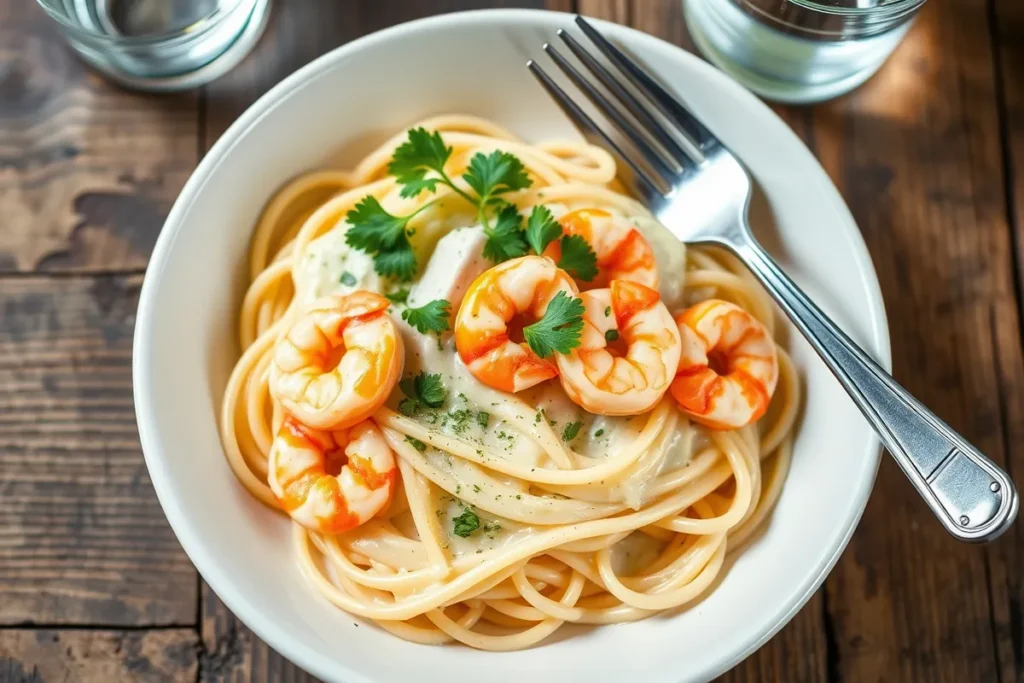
left=556, top=280, right=681, bottom=415
left=454, top=255, right=579, bottom=393
left=269, top=416, right=397, bottom=532
left=671, top=299, right=779, bottom=430
left=543, top=208, right=658, bottom=289
left=269, top=291, right=404, bottom=430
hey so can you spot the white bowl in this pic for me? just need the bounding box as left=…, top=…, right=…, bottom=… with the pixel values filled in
left=133, top=9, right=890, bottom=683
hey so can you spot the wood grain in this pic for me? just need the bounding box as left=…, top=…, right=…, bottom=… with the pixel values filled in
left=0, top=276, right=196, bottom=626
left=806, top=1, right=1019, bottom=681
left=200, top=584, right=317, bottom=683
left=0, top=629, right=197, bottom=682
left=0, top=4, right=198, bottom=273
left=0, top=0, right=1020, bottom=681
left=988, top=2, right=1024, bottom=682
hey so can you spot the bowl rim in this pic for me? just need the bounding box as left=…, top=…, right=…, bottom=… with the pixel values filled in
left=133, top=8, right=891, bottom=682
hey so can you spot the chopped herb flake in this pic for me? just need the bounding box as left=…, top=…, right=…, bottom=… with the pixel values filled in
left=452, top=508, right=481, bottom=538
left=562, top=421, right=584, bottom=441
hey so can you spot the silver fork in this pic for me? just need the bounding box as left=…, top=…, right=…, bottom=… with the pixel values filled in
left=528, top=15, right=1017, bottom=543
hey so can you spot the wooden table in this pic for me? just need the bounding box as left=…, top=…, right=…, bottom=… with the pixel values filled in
left=1, top=0, right=1021, bottom=680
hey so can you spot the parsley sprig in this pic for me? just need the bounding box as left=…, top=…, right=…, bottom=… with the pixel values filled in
left=344, top=197, right=420, bottom=281
left=523, top=291, right=585, bottom=358
left=398, top=372, right=448, bottom=417
left=401, top=299, right=451, bottom=335
left=521, top=205, right=599, bottom=281
left=347, top=128, right=537, bottom=278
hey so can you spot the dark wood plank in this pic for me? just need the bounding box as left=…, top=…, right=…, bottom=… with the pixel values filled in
left=0, top=3, right=198, bottom=273
left=0, top=276, right=196, bottom=626
left=805, top=0, right=1018, bottom=681
left=578, top=0, right=630, bottom=25
left=200, top=584, right=318, bottom=683
left=0, top=629, right=197, bottom=682
left=988, top=1, right=1024, bottom=682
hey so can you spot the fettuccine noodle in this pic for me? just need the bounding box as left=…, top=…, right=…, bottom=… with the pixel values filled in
left=219, top=115, right=800, bottom=650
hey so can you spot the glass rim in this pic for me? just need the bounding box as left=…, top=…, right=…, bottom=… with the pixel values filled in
left=783, top=0, right=927, bottom=15
left=34, top=0, right=253, bottom=45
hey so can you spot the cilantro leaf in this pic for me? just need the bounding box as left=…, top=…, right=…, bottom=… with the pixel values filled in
left=401, top=299, right=451, bottom=335
left=463, top=150, right=531, bottom=206
left=345, top=197, right=418, bottom=280
left=562, top=421, right=584, bottom=441
left=525, top=205, right=562, bottom=256
left=523, top=291, right=585, bottom=358
left=398, top=398, right=420, bottom=417
left=482, top=203, right=529, bottom=263
left=414, top=373, right=447, bottom=408
left=399, top=378, right=417, bottom=400
left=388, top=128, right=452, bottom=199
left=373, top=248, right=418, bottom=282
left=386, top=288, right=410, bottom=305
left=557, top=234, right=598, bottom=282
left=345, top=196, right=408, bottom=250
left=452, top=508, right=481, bottom=538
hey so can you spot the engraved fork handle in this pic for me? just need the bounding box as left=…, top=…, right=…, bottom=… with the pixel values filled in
left=727, top=232, right=1018, bottom=542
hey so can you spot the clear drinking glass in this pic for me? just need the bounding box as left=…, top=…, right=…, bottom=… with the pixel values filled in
left=683, top=0, right=927, bottom=104
left=35, top=0, right=272, bottom=90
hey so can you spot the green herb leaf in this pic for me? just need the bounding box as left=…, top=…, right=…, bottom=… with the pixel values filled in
left=452, top=508, right=481, bottom=538
left=557, top=234, right=598, bottom=282
left=463, top=150, right=531, bottom=206
left=339, top=271, right=357, bottom=287
left=388, top=128, right=452, bottom=199
left=604, top=306, right=612, bottom=317
left=482, top=203, right=529, bottom=263
left=525, top=205, right=562, bottom=256
left=605, top=329, right=620, bottom=342
left=398, top=398, right=420, bottom=417
left=405, top=436, right=427, bottom=452
left=594, top=428, right=605, bottom=437
left=415, top=373, right=447, bottom=408
left=386, top=288, right=410, bottom=305
left=345, top=197, right=418, bottom=280
left=523, top=291, right=585, bottom=358
left=476, top=411, right=490, bottom=429
left=402, top=299, right=452, bottom=335
left=562, top=421, right=584, bottom=441
left=373, top=248, right=418, bottom=282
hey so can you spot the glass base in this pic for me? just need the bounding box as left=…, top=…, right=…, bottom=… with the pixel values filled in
left=683, top=0, right=911, bottom=105
left=60, top=0, right=271, bottom=91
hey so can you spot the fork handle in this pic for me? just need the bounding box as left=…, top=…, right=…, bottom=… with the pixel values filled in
left=731, top=236, right=1018, bottom=542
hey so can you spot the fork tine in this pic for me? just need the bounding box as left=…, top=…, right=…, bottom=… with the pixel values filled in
left=527, top=60, right=667, bottom=207
left=575, top=15, right=717, bottom=152
left=556, top=29, right=692, bottom=170
left=543, top=43, right=681, bottom=182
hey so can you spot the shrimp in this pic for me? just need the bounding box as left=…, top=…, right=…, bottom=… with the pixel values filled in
left=671, top=299, right=779, bottom=430
left=543, top=208, right=658, bottom=289
left=269, top=416, right=397, bottom=532
left=556, top=280, right=681, bottom=416
left=455, top=255, right=579, bottom=392
left=269, top=291, right=404, bottom=430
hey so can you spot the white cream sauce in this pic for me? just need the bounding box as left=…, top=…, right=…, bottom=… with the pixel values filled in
left=294, top=213, right=696, bottom=543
